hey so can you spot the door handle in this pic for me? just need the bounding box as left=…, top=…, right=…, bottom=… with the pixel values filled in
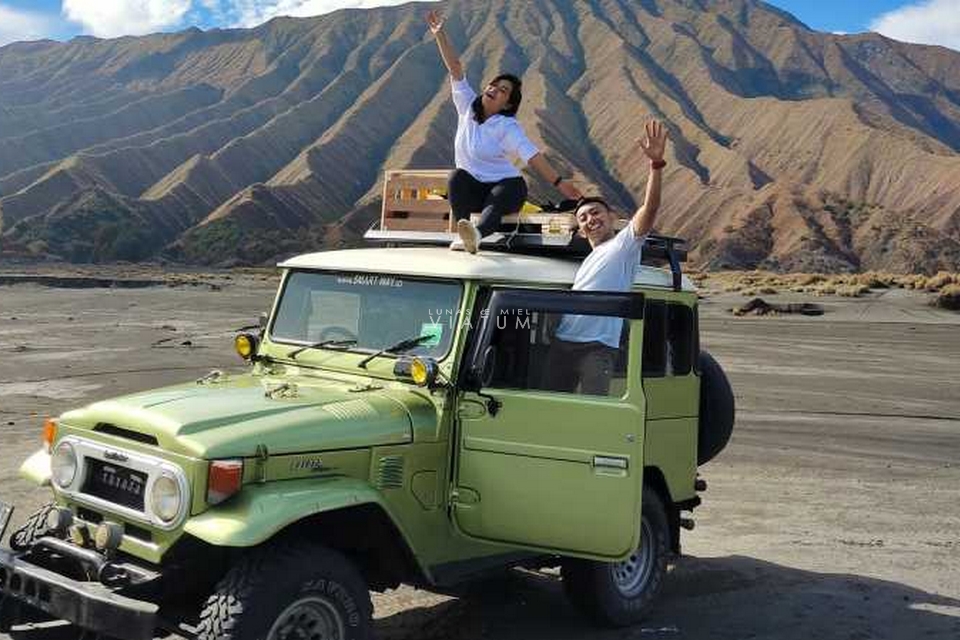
left=593, top=456, right=628, bottom=470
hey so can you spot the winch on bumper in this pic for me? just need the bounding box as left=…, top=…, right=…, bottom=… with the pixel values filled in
left=0, top=536, right=158, bottom=640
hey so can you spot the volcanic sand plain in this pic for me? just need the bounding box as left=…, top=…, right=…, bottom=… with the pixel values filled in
left=0, top=270, right=958, bottom=640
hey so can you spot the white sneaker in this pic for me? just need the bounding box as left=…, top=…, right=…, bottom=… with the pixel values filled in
left=457, top=219, right=481, bottom=254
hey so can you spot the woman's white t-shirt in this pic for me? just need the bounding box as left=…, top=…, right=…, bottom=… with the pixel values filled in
left=451, top=77, right=539, bottom=183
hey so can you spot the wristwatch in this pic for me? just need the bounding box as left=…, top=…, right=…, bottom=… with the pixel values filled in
left=553, top=176, right=564, bottom=187
left=650, top=159, right=667, bottom=170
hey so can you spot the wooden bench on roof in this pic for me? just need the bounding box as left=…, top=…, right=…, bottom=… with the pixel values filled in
left=381, top=169, right=453, bottom=232
left=380, top=169, right=581, bottom=243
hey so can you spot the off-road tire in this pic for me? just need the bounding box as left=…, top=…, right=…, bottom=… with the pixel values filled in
left=562, top=488, right=670, bottom=627
left=697, top=350, right=735, bottom=465
left=196, top=543, right=373, bottom=640
left=9, top=503, right=54, bottom=551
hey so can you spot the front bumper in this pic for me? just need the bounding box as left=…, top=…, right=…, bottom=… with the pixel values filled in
left=0, top=547, right=157, bottom=640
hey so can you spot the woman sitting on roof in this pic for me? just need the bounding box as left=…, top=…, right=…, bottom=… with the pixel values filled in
left=427, top=10, right=582, bottom=254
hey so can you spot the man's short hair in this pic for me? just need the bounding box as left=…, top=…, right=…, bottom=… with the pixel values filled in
left=575, top=196, right=611, bottom=215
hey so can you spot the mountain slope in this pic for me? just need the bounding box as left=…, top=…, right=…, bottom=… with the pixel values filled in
left=1, top=0, right=959, bottom=272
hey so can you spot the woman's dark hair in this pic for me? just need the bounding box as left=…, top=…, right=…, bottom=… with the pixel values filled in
left=472, top=73, right=523, bottom=123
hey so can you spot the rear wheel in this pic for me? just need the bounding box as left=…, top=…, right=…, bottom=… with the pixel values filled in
left=196, top=543, right=372, bottom=640
left=562, top=488, right=670, bottom=627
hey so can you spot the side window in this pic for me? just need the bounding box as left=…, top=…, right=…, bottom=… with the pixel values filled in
left=642, top=301, right=667, bottom=377
left=486, top=308, right=631, bottom=398
left=642, top=300, right=695, bottom=378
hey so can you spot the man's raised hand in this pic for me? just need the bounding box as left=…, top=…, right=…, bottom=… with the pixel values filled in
left=426, top=10, right=444, bottom=35
left=639, top=120, right=668, bottom=162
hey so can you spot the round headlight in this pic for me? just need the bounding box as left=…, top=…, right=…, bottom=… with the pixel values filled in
left=51, top=442, right=78, bottom=488
left=150, top=475, right=182, bottom=523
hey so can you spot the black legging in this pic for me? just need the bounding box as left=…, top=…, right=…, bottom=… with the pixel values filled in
left=448, top=169, right=527, bottom=237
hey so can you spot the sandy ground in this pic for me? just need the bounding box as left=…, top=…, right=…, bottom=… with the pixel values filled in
left=0, top=273, right=958, bottom=640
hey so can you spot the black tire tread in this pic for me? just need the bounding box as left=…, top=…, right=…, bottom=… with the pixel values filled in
left=196, top=543, right=372, bottom=640
left=562, top=489, right=670, bottom=627
left=697, top=351, right=735, bottom=465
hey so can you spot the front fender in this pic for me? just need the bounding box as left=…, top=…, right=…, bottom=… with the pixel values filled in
left=18, top=449, right=52, bottom=486
left=183, top=476, right=389, bottom=547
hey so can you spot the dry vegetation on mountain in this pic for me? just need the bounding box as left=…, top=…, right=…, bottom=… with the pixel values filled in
left=0, top=0, right=959, bottom=271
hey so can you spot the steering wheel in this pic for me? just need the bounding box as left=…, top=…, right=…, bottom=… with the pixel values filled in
left=318, top=326, right=358, bottom=343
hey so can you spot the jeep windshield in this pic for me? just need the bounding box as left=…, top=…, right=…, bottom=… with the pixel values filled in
left=270, top=271, right=462, bottom=360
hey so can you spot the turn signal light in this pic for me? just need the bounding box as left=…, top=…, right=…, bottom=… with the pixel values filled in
left=42, top=418, right=58, bottom=453
left=207, top=459, right=244, bottom=505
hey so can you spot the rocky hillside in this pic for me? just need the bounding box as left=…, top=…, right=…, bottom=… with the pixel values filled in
left=1, top=0, right=959, bottom=272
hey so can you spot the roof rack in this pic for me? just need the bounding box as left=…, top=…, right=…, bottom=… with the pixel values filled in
left=369, top=169, right=688, bottom=291
left=364, top=225, right=688, bottom=291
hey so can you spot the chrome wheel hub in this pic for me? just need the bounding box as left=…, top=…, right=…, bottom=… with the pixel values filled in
left=267, top=596, right=345, bottom=640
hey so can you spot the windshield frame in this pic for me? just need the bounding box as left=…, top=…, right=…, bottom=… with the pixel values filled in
left=266, top=268, right=465, bottom=364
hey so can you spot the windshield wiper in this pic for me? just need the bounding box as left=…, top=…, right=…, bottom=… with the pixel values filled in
left=357, top=334, right=435, bottom=369
left=287, top=339, right=357, bottom=359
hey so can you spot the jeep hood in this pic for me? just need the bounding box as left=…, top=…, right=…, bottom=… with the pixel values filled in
left=59, top=375, right=413, bottom=458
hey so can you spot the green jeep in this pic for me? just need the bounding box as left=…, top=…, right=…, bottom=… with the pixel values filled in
left=0, top=236, right=734, bottom=640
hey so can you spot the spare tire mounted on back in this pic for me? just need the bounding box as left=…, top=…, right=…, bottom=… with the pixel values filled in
left=697, top=351, right=735, bottom=465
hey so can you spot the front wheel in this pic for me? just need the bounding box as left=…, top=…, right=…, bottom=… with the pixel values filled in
left=562, top=488, right=670, bottom=627
left=196, top=544, right=373, bottom=640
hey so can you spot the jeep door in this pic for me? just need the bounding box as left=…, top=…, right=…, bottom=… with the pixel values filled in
left=452, top=288, right=646, bottom=560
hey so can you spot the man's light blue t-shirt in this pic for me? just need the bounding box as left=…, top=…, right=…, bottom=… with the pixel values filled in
left=555, top=224, right=646, bottom=348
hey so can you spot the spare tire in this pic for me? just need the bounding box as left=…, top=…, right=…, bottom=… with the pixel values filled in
left=697, top=351, right=735, bottom=465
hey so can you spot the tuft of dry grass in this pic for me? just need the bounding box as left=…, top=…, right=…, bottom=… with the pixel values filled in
left=933, top=284, right=960, bottom=310
left=698, top=270, right=960, bottom=297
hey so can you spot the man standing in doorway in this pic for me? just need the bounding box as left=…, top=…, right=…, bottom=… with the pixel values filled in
left=547, top=119, right=669, bottom=395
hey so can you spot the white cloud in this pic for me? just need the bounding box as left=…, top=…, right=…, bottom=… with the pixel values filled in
left=869, top=0, right=960, bottom=51
left=62, top=0, right=193, bottom=38
left=205, top=0, right=425, bottom=28
left=0, top=3, right=57, bottom=46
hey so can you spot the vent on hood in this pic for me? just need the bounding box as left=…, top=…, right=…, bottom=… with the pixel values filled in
left=93, top=423, right=159, bottom=446
left=376, top=456, right=405, bottom=489
left=323, top=399, right=378, bottom=421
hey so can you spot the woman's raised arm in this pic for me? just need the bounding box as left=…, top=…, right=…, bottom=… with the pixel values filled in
left=427, top=11, right=463, bottom=81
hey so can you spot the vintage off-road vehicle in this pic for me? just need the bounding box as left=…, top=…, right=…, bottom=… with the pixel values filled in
left=0, top=199, right=733, bottom=640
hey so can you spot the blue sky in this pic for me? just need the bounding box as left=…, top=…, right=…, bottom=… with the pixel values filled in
left=0, top=1, right=958, bottom=51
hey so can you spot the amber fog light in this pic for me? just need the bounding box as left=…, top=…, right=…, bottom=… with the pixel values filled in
left=150, top=475, right=182, bottom=523
left=51, top=442, right=78, bottom=488
left=410, top=357, right=438, bottom=387
left=234, top=333, right=259, bottom=361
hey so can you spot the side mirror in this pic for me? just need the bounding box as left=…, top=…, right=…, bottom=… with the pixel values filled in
left=468, top=345, right=497, bottom=390
left=258, top=312, right=268, bottom=335
left=481, top=345, right=497, bottom=387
